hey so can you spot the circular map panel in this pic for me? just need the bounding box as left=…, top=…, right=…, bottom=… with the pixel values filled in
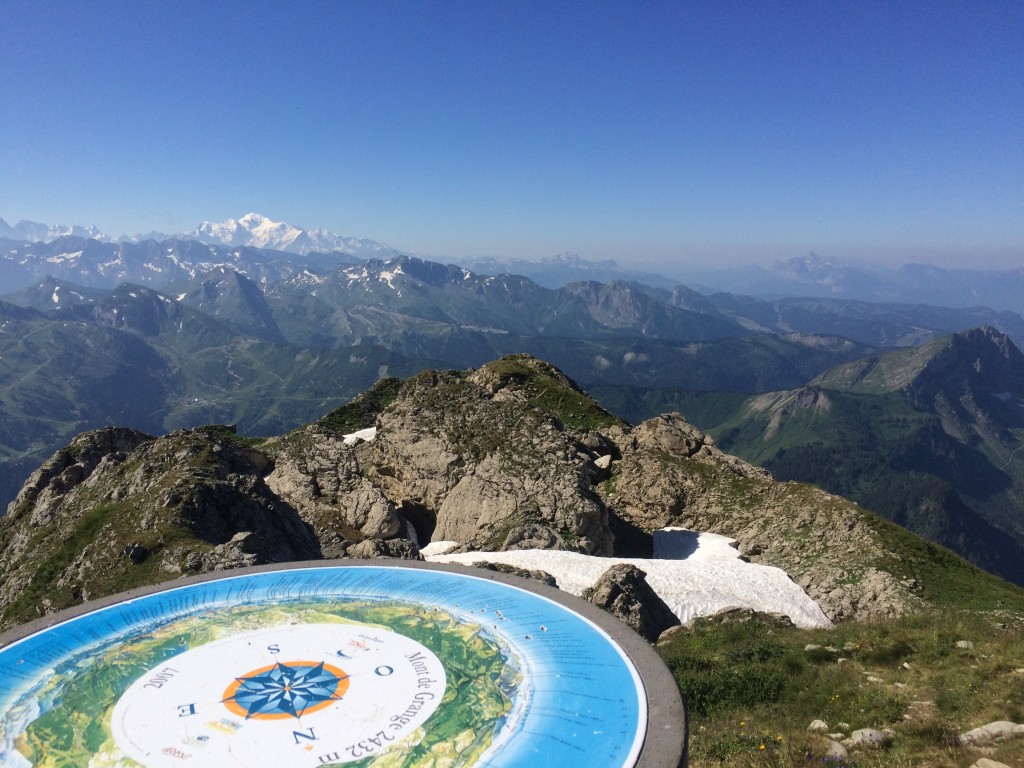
left=0, top=564, right=649, bottom=768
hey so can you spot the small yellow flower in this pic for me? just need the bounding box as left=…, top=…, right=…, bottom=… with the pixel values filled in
left=759, top=744, right=765, bottom=750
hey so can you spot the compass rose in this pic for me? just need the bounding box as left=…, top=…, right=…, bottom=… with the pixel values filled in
left=222, top=660, right=350, bottom=720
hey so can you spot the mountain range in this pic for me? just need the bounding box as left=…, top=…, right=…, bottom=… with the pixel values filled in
left=2, top=264, right=1024, bottom=584
left=2, top=212, right=1023, bottom=588
left=2, top=213, right=1021, bottom=311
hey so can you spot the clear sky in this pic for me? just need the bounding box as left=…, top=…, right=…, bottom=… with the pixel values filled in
left=1, top=1, right=1021, bottom=268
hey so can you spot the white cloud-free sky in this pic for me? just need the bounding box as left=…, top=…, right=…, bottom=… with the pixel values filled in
left=1, top=1, right=1021, bottom=268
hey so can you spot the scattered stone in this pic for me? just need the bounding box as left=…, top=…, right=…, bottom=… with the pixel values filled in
left=686, top=606, right=792, bottom=628
left=971, top=759, right=1014, bottom=768
left=827, top=732, right=846, bottom=741
left=836, top=722, right=850, bottom=731
left=956, top=640, right=975, bottom=650
left=843, top=728, right=893, bottom=749
left=581, top=563, right=680, bottom=643
left=867, top=675, right=884, bottom=683
left=959, top=721, right=1024, bottom=746
left=805, top=644, right=823, bottom=652
left=823, top=739, right=848, bottom=761
left=807, top=719, right=829, bottom=733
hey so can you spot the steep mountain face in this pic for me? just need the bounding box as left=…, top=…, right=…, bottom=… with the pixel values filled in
left=9, top=354, right=1011, bottom=635
left=177, top=267, right=283, bottom=341
left=709, top=327, right=1024, bottom=585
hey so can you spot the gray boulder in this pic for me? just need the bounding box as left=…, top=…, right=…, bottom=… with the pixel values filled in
left=346, top=538, right=422, bottom=560
left=582, top=563, right=680, bottom=642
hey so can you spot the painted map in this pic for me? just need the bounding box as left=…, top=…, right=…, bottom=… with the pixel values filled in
left=0, top=566, right=645, bottom=767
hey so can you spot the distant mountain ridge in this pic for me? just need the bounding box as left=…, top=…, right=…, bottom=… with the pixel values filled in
left=0, top=217, right=106, bottom=243
left=4, top=214, right=1021, bottom=311
left=0, top=212, right=403, bottom=259
left=187, top=212, right=402, bottom=257
left=685, top=253, right=1024, bottom=313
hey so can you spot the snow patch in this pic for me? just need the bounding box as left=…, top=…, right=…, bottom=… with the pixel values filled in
left=45, top=251, right=82, bottom=264
left=426, top=529, right=831, bottom=628
left=343, top=427, right=377, bottom=446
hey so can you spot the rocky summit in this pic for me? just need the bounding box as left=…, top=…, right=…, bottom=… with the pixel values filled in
left=0, top=354, right=1013, bottom=632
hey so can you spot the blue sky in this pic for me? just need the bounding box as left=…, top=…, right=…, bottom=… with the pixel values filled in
left=1, top=1, right=1021, bottom=268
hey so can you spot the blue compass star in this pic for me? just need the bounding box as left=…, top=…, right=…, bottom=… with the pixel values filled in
left=224, top=661, right=348, bottom=719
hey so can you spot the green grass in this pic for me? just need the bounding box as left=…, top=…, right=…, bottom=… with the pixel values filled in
left=316, top=376, right=404, bottom=434
left=865, top=512, right=1024, bottom=613
left=482, top=355, right=626, bottom=431
left=660, top=611, right=1024, bottom=767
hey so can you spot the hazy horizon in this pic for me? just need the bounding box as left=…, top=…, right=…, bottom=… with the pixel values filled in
left=2, top=3, right=1021, bottom=271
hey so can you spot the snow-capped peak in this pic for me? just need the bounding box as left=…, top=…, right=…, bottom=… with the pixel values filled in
left=192, top=213, right=302, bottom=250
left=187, top=213, right=399, bottom=258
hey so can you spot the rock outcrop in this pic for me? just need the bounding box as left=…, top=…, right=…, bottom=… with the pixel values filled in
left=0, top=354, right=932, bottom=629
left=582, top=564, right=680, bottom=642
left=0, top=426, right=322, bottom=627
left=363, top=365, right=616, bottom=555
left=265, top=425, right=400, bottom=556
left=601, top=417, right=921, bottom=622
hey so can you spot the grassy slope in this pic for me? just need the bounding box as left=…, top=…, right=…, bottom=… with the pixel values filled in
left=658, top=608, right=1024, bottom=767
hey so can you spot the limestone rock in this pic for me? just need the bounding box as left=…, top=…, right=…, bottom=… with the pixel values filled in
left=7, top=427, right=155, bottom=523
left=346, top=538, right=422, bottom=560
left=364, top=365, right=615, bottom=554
left=959, top=721, right=1024, bottom=746
left=843, top=728, right=893, bottom=749
left=807, top=720, right=829, bottom=733
left=581, top=563, right=680, bottom=642
left=265, top=425, right=400, bottom=541
left=0, top=427, right=321, bottom=629
left=602, top=425, right=921, bottom=622
left=824, top=739, right=848, bottom=761
left=686, top=606, right=794, bottom=628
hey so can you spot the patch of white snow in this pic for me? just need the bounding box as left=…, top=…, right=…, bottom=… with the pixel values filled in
left=343, top=427, right=377, bottom=446
left=426, top=529, right=831, bottom=628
